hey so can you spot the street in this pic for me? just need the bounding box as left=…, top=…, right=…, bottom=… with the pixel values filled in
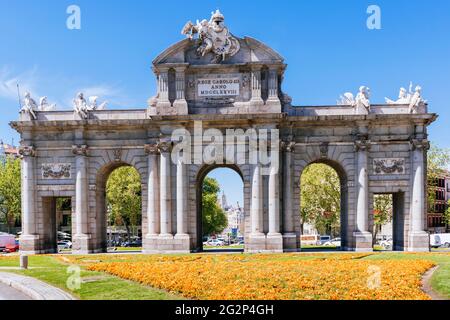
left=0, top=282, right=31, bottom=300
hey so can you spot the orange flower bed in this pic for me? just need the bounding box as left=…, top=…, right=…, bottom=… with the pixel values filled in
left=82, top=254, right=434, bottom=300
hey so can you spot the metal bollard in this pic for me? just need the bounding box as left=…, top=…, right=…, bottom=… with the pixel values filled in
left=20, top=255, right=28, bottom=270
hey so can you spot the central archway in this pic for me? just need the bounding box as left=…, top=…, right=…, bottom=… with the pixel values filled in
left=95, top=162, right=144, bottom=253
left=195, top=164, right=245, bottom=252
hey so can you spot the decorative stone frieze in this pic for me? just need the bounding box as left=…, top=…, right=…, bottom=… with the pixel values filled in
left=42, top=163, right=71, bottom=179
left=373, top=158, right=405, bottom=175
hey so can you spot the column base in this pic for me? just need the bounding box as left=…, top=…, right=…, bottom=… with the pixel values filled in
left=283, top=233, right=299, bottom=252
left=174, top=234, right=191, bottom=253
left=142, top=234, right=160, bottom=253
left=353, top=231, right=373, bottom=252
left=19, top=234, right=40, bottom=254
left=264, top=99, right=282, bottom=113
left=407, top=231, right=430, bottom=252
left=173, top=99, right=188, bottom=115
left=246, top=233, right=266, bottom=253
left=72, top=234, right=92, bottom=255
left=266, top=233, right=283, bottom=253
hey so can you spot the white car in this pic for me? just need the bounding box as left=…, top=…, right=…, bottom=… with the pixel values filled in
left=323, top=238, right=341, bottom=247
left=206, top=239, right=225, bottom=247
left=378, top=239, right=393, bottom=250
left=430, top=234, right=450, bottom=248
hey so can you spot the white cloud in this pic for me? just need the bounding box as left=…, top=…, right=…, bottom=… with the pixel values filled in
left=0, top=65, right=133, bottom=110
left=0, top=66, right=40, bottom=102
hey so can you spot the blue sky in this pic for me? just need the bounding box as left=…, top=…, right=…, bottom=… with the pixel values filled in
left=1, top=0, right=449, bottom=205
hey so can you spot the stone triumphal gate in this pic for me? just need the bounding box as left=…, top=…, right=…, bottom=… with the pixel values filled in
left=12, top=11, right=436, bottom=254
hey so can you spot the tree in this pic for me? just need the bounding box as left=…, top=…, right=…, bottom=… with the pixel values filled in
left=202, top=177, right=227, bottom=237
left=0, top=157, right=21, bottom=232
left=106, top=166, right=142, bottom=241
left=300, top=164, right=341, bottom=237
left=373, top=194, right=393, bottom=242
left=427, top=144, right=450, bottom=219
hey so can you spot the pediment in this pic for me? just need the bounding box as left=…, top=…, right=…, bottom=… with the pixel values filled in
left=152, top=36, right=284, bottom=67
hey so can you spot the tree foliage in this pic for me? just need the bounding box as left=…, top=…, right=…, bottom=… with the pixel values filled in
left=202, top=177, right=227, bottom=237
left=300, top=164, right=341, bottom=237
left=373, top=194, right=393, bottom=241
left=0, top=157, right=21, bottom=231
left=427, top=144, right=450, bottom=216
left=106, top=166, right=142, bottom=239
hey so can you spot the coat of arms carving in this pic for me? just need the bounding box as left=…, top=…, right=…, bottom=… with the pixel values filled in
left=182, top=10, right=240, bottom=63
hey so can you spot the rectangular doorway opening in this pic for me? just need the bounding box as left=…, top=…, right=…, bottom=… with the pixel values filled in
left=42, top=197, right=72, bottom=253
left=372, top=192, right=405, bottom=251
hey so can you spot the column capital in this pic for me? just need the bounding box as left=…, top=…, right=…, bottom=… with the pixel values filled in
left=72, top=144, right=88, bottom=156
left=281, top=141, right=296, bottom=152
left=144, top=144, right=160, bottom=155
left=410, top=138, right=430, bottom=151
left=158, top=141, right=173, bottom=153
left=354, top=139, right=371, bottom=152
left=19, top=145, right=35, bottom=157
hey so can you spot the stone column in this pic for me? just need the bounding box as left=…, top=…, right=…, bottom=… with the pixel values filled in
left=268, top=164, right=280, bottom=235
left=175, top=157, right=190, bottom=251
left=248, top=162, right=265, bottom=252
left=156, top=68, right=170, bottom=108
left=250, top=66, right=264, bottom=104
left=250, top=163, right=264, bottom=235
left=72, top=145, right=90, bottom=253
left=19, top=146, right=39, bottom=253
left=144, top=144, right=160, bottom=236
left=158, top=141, right=173, bottom=238
left=173, top=67, right=188, bottom=114
left=267, top=67, right=281, bottom=104
left=267, top=160, right=283, bottom=252
left=408, top=138, right=430, bottom=251
left=281, top=141, right=297, bottom=250
left=353, top=138, right=373, bottom=251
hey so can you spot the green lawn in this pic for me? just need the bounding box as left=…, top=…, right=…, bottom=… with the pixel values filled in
left=1, top=252, right=448, bottom=300
left=361, top=252, right=450, bottom=299
left=0, top=255, right=181, bottom=300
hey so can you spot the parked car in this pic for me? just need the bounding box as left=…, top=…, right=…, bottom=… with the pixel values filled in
left=323, top=238, right=341, bottom=247
left=319, top=235, right=331, bottom=245
left=378, top=239, right=393, bottom=250
left=0, top=233, right=16, bottom=252
left=430, top=233, right=450, bottom=248
left=57, top=240, right=72, bottom=250
left=206, top=239, right=225, bottom=247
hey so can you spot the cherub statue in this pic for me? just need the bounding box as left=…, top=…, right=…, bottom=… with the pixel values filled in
left=409, top=85, right=427, bottom=114
left=21, top=92, right=38, bottom=120
left=38, top=96, right=56, bottom=111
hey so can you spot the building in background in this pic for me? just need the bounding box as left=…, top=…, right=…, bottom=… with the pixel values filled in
left=427, top=172, right=450, bottom=233
left=0, top=140, right=19, bottom=159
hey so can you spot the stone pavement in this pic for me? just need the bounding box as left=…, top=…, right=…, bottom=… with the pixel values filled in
left=0, top=272, right=75, bottom=300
